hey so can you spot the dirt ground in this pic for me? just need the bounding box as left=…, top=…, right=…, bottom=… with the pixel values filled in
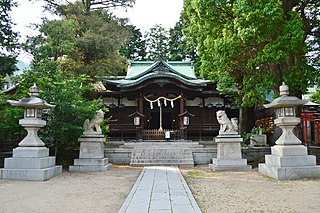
left=181, top=167, right=320, bottom=213
left=1, top=166, right=320, bottom=213
left=0, top=165, right=142, bottom=213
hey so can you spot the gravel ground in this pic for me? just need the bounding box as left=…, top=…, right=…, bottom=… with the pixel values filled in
left=181, top=166, right=320, bottom=213
left=1, top=165, right=320, bottom=213
left=0, top=165, right=142, bottom=213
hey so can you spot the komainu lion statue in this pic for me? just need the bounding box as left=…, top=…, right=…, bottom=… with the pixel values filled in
left=216, top=110, right=238, bottom=133
left=83, top=109, right=105, bottom=135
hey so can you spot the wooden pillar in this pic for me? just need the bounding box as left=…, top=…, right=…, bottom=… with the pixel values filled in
left=179, top=97, right=184, bottom=129
left=138, top=95, right=144, bottom=127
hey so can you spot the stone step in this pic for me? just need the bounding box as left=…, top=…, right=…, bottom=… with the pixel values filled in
left=121, top=142, right=203, bottom=149
left=131, top=159, right=194, bottom=164
left=131, top=149, right=192, bottom=153
left=130, top=163, right=194, bottom=167
left=131, top=156, right=192, bottom=160
left=130, top=147, right=194, bottom=166
left=131, top=152, right=192, bottom=156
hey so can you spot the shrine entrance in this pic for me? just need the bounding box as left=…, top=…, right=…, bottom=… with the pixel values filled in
left=142, top=94, right=182, bottom=140
left=146, top=103, right=179, bottom=130
left=148, top=112, right=173, bottom=129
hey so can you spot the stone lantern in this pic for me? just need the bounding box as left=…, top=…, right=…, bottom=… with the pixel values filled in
left=8, top=84, right=55, bottom=147
left=266, top=83, right=307, bottom=145
left=259, top=83, right=320, bottom=179
left=0, top=84, right=62, bottom=181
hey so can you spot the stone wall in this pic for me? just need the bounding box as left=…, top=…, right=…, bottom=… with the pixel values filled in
left=104, top=147, right=272, bottom=165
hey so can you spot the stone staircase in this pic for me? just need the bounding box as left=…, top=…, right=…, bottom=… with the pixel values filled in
left=130, top=147, right=194, bottom=167
left=124, top=142, right=202, bottom=167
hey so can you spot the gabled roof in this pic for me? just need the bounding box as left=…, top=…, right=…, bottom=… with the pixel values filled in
left=104, top=59, right=211, bottom=89
left=125, top=60, right=197, bottom=80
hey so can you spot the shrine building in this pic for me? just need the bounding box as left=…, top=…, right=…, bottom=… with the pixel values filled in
left=96, top=59, right=237, bottom=142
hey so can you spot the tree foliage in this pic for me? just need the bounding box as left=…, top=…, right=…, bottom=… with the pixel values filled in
left=183, top=0, right=319, bottom=104
left=43, top=0, right=135, bottom=13
left=168, top=20, right=186, bottom=61
left=0, top=0, right=18, bottom=77
left=12, top=60, right=101, bottom=163
left=144, top=24, right=170, bottom=60
left=182, top=0, right=320, bottom=133
left=2, top=0, right=129, bottom=163
left=120, top=25, right=146, bottom=61
left=168, top=17, right=200, bottom=73
left=25, top=1, right=130, bottom=78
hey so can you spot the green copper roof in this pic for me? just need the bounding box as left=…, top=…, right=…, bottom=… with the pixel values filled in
left=108, top=72, right=209, bottom=87
left=125, top=60, right=197, bottom=80
left=105, top=59, right=211, bottom=89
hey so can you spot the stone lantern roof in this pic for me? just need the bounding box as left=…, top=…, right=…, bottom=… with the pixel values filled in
left=7, top=84, right=55, bottom=109
left=264, top=83, right=307, bottom=108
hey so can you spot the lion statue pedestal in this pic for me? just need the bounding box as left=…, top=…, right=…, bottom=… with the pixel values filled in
left=209, top=110, right=251, bottom=171
left=69, top=110, right=112, bottom=172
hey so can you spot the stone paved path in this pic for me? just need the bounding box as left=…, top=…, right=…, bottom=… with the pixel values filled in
left=119, top=166, right=202, bottom=213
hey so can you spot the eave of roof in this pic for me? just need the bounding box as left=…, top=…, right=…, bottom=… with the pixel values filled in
left=107, top=71, right=211, bottom=88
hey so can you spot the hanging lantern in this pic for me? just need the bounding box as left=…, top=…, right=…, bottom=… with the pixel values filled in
left=150, top=102, right=153, bottom=109
left=134, top=116, right=140, bottom=126
left=157, top=99, right=161, bottom=107
left=183, top=115, right=190, bottom=126
left=171, top=100, right=174, bottom=108
left=164, top=99, right=167, bottom=107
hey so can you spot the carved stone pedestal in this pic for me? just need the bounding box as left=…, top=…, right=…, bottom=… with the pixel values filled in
left=209, top=133, right=251, bottom=171
left=69, top=134, right=112, bottom=172
left=0, top=119, right=62, bottom=181
left=259, top=145, right=320, bottom=180
left=1, top=147, right=62, bottom=181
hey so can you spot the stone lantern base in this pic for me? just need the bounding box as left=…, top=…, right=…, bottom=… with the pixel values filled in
left=259, top=145, right=320, bottom=180
left=69, top=134, right=112, bottom=172
left=209, top=134, right=252, bottom=171
left=0, top=147, right=62, bottom=181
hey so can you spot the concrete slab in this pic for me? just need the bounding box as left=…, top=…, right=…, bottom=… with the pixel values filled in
left=119, top=166, right=201, bottom=213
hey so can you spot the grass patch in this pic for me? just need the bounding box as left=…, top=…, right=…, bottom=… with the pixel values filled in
left=182, top=169, right=219, bottom=179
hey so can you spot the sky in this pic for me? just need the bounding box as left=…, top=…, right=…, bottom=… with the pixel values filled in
left=111, top=0, right=184, bottom=32
left=10, top=0, right=184, bottom=62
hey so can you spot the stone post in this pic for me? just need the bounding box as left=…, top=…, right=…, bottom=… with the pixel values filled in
left=69, top=110, right=112, bottom=172
left=209, top=110, right=251, bottom=171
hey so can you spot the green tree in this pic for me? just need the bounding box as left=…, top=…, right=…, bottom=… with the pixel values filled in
left=120, top=25, right=146, bottom=61
left=25, top=1, right=131, bottom=78
left=24, top=19, right=76, bottom=63
left=0, top=0, right=18, bottom=77
left=182, top=0, right=319, bottom=133
left=13, top=60, right=101, bottom=165
left=168, top=17, right=200, bottom=74
left=61, top=4, right=130, bottom=77
left=145, top=24, right=169, bottom=60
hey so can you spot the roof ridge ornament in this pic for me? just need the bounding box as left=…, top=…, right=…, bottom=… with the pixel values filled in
left=279, top=82, right=289, bottom=96
left=29, top=83, right=39, bottom=97
left=157, top=54, right=166, bottom=61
